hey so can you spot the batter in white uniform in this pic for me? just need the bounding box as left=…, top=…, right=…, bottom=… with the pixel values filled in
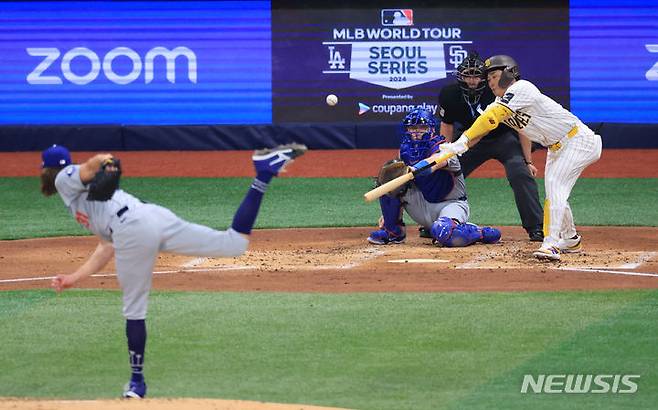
left=439, top=55, right=602, bottom=260
left=41, top=143, right=306, bottom=398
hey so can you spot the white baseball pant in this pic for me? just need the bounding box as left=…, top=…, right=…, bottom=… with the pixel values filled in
left=543, top=130, right=602, bottom=248
left=111, top=204, right=249, bottom=320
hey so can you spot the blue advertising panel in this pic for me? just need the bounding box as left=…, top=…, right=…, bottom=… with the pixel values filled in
left=0, top=1, right=272, bottom=125
left=272, top=7, right=569, bottom=123
left=571, top=0, right=658, bottom=123
left=3, top=1, right=656, bottom=129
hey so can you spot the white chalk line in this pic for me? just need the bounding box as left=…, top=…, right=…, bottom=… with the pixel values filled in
left=458, top=250, right=657, bottom=272
left=578, top=251, right=658, bottom=270
left=557, top=267, right=658, bottom=278
left=0, top=265, right=254, bottom=284
left=3, top=250, right=655, bottom=284
left=452, top=250, right=658, bottom=278
left=618, top=251, right=657, bottom=269
left=0, top=248, right=383, bottom=284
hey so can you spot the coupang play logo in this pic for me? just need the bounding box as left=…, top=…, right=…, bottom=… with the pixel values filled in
left=26, top=46, right=197, bottom=85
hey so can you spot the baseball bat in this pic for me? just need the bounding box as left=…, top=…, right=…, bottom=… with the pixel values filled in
left=363, top=151, right=456, bottom=202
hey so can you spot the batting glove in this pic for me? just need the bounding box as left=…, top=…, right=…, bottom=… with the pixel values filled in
left=442, top=134, right=469, bottom=156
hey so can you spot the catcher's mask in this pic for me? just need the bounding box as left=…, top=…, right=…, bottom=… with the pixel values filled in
left=456, top=52, right=486, bottom=105
left=400, top=108, right=437, bottom=165
left=484, top=54, right=520, bottom=89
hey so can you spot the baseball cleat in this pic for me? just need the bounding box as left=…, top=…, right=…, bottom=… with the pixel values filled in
left=533, top=246, right=561, bottom=261
left=528, top=230, right=544, bottom=242
left=418, top=226, right=432, bottom=239
left=123, top=380, right=147, bottom=399
left=252, top=143, right=307, bottom=175
left=557, top=234, right=582, bottom=253
left=367, top=228, right=406, bottom=245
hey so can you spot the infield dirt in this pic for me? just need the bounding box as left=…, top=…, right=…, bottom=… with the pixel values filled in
left=1, top=226, right=657, bottom=293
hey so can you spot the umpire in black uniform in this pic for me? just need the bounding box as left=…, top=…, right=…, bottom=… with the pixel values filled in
left=434, top=52, right=543, bottom=241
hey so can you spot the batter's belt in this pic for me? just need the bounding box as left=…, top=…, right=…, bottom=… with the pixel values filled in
left=548, top=126, right=579, bottom=152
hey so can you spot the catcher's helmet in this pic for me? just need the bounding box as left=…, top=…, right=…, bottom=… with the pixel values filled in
left=400, top=108, right=439, bottom=165
left=484, top=55, right=520, bottom=88
left=456, top=52, right=486, bottom=104
left=402, top=108, right=437, bottom=130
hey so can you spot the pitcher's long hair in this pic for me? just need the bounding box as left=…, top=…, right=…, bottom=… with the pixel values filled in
left=40, top=167, right=62, bottom=196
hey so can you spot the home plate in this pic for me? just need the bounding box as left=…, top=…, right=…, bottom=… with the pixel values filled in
left=388, top=259, right=450, bottom=263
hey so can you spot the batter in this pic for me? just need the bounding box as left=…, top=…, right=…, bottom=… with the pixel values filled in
left=440, top=55, right=602, bottom=260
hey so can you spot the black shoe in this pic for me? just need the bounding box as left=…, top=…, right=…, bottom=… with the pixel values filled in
left=528, top=230, right=544, bottom=242
left=419, top=226, right=432, bottom=239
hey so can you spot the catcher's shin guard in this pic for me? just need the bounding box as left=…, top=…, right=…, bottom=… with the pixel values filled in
left=379, top=194, right=404, bottom=232
left=368, top=195, right=406, bottom=245
left=481, top=226, right=501, bottom=244
left=431, top=219, right=501, bottom=247
left=430, top=217, right=458, bottom=246
left=444, top=221, right=481, bottom=247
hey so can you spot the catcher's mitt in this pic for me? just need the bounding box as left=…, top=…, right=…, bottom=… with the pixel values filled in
left=376, top=159, right=410, bottom=197
left=87, top=158, right=121, bottom=201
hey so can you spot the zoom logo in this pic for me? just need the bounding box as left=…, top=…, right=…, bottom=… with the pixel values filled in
left=646, top=44, right=658, bottom=81
left=26, top=46, right=197, bottom=85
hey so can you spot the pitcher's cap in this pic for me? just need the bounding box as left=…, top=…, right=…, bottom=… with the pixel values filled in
left=42, top=144, right=71, bottom=168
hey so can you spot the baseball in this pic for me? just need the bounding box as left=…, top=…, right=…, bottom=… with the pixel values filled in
left=326, top=94, right=338, bottom=106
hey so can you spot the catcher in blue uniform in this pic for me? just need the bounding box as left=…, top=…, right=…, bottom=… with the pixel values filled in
left=368, top=108, right=501, bottom=247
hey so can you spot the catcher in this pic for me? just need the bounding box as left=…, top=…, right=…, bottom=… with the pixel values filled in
left=368, top=108, right=501, bottom=247
left=40, top=143, right=306, bottom=398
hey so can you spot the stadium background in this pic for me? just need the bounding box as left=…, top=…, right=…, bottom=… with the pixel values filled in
left=0, top=0, right=657, bottom=149
left=1, top=1, right=658, bottom=409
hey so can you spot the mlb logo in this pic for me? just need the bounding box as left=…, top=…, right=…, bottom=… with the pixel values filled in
left=381, top=9, right=413, bottom=26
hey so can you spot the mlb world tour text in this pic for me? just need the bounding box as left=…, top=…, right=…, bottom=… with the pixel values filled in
left=331, top=26, right=464, bottom=78
left=333, top=27, right=462, bottom=41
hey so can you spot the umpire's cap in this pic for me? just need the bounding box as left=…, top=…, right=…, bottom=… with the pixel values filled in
left=42, top=144, right=71, bottom=168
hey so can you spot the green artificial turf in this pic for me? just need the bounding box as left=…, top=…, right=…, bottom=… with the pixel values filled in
left=0, top=289, right=656, bottom=409
left=1, top=177, right=656, bottom=240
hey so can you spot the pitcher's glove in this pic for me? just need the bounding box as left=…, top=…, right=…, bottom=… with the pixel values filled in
left=87, top=158, right=121, bottom=201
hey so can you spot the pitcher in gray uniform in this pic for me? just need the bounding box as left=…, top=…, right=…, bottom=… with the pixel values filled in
left=41, top=143, right=306, bottom=399
left=367, top=108, right=501, bottom=247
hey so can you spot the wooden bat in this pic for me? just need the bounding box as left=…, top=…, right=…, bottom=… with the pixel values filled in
left=363, top=151, right=456, bottom=202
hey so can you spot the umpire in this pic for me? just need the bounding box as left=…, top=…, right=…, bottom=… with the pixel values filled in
left=435, top=52, right=543, bottom=241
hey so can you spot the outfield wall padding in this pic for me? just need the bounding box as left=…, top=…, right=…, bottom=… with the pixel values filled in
left=0, top=123, right=655, bottom=151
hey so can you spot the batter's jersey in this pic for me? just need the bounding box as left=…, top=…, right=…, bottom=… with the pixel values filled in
left=55, top=164, right=144, bottom=242
left=492, top=80, right=592, bottom=146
